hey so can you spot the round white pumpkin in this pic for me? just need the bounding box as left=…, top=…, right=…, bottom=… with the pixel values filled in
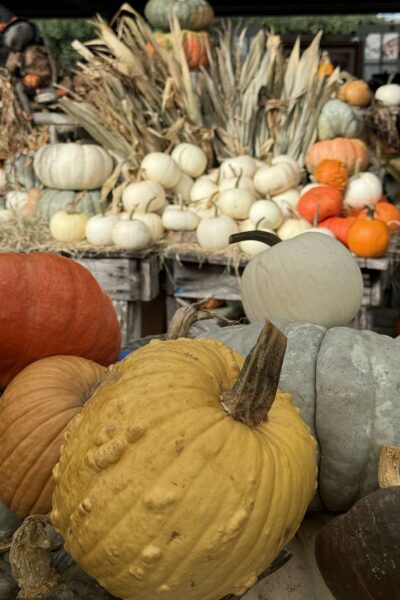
left=172, top=173, right=194, bottom=202
left=141, top=153, right=181, bottom=189
left=33, top=144, right=113, bottom=190
left=134, top=212, right=164, bottom=241
left=375, top=83, right=400, bottom=106
left=196, top=214, right=238, bottom=250
left=171, top=143, right=207, bottom=178
left=254, top=155, right=301, bottom=196
left=50, top=211, right=88, bottom=242
left=217, top=189, right=255, bottom=220
left=200, top=168, right=221, bottom=184
left=122, top=180, right=166, bottom=214
left=111, top=219, right=152, bottom=250
left=190, top=178, right=219, bottom=204
left=241, top=232, right=363, bottom=328
left=220, top=155, right=257, bottom=179
left=85, top=214, right=119, bottom=246
left=278, top=217, right=312, bottom=240
left=162, top=205, right=200, bottom=231
left=249, top=200, right=283, bottom=230
left=344, top=172, right=382, bottom=209
left=272, top=188, right=301, bottom=217
left=219, top=174, right=256, bottom=196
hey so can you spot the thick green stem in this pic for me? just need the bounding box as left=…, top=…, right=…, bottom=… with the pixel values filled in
left=221, top=321, right=287, bottom=427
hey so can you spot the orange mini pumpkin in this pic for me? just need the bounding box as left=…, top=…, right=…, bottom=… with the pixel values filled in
left=337, top=80, right=371, bottom=107
left=298, top=186, right=343, bottom=223
left=358, top=201, right=400, bottom=232
left=347, top=207, right=390, bottom=258
left=318, top=216, right=357, bottom=246
left=313, top=159, right=348, bottom=190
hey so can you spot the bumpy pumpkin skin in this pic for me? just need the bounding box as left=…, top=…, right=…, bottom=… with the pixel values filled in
left=51, top=338, right=317, bottom=600
left=0, top=253, right=120, bottom=388
left=0, top=356, right=105, bottom=519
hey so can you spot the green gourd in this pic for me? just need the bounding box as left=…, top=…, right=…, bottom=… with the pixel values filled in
left=317, top=99, right=364, bottom=140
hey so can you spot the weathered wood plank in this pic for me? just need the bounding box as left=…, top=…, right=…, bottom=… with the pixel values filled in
left=112, top=300, right=141, bottom=346
left=76, top=258, right=141, bottom=301
left=140, top=255, right=160, bottom=302
left=172, top=262, right=242, bottom=301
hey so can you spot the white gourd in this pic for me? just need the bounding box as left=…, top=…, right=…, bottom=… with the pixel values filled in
left=218, top=188, right=255, bottom=219
left=272, top=188, right=301, bottom=217
left=196, top=213, right=238, bottom=250
left=219, top=174, right=257, bottom=195
left=375, top=83, right=400, bottom=106
left=249, top=200, right=283, bottom=229
left=162, top=205, right=200, bottom=231
left=122, top=180, right=166, bottom=214
left=50, top=211, right=88, bottom=242
left=190, top=179, right=218, bottom=204
left=85, top=214, right=119, bottom=246
left=141, top=153, right=181, bottom=189
left=278, top=218, right=312, bottom=240
left=220, top=155, right=257, bottom=179
left=134, top=212, right=164, bottom=241
left=239, top=226, right=276, bottom=256
left=199, top=168, right=221, bottom=184
left=171, top=143, right=207, bottom=178
left=111, top=219, right=152, bottom=250
left=344, top=172, right=382, bottom=209
left=172, top=174, right=194, bottom=202
left=5, top=190, right=29, bottom=211
left=254, top=155, right=301, bottom=196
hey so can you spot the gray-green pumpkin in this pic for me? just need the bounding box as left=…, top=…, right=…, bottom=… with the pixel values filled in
left=317, top=99, right=364, bottom=140
left=35, top=189, right=102, bottom=222
left=144, top=0, right=214, bottom=31
left=4, top=153, right=40, bottom=191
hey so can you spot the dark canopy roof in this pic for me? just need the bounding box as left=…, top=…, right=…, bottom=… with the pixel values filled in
left=8, top=0, right=400, bottom=19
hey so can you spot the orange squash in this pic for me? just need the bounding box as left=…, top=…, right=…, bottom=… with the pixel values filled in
left=147, top=30, right=211, bottom=69
left=318, top=216, right=357, bottom=245
left=347, top=207, right=390, bottom=258
left=358, top=201, right=400, bottom=232
left=298, top=186, right=343, bottom=223
left=306, top=138, right=369, bottom=176
left=337, top=80, right=371, bottom=107
left=0, top=355, right=105, bottom=518
left=313, top=159, right=348, bottom=189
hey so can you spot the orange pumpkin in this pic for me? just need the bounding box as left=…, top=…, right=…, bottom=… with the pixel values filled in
left=313, top=159, right=349, bottom=189
left=318, top=216, right=357, bottom=245
left=298, top=186, right=343, bottom=223
left=347, top=207, right=390, bottom=258
left=306, top=138, right=369, bottom=176
left=23, top=73, right=41, bottom=88
left=358, top=201, right=400, bottom=232
left=337, top=80, right=371, bottom=107
left=146, top=30, right=211, bottom=69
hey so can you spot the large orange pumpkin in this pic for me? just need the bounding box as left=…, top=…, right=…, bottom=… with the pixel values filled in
left=298, top=186, right=343, bottom=223
left=0, top=252, right=120, bottom=389
left=306, top=138, right=369, bottom=176
left=313, top=159, right=348, bottom=190
left=318, top=216, right=357, bottom=246
left=0, top=355, right=106, bottom=518
left=347, top=207, right=390, bottom=258
left=358, top=201, right=400, bottom=232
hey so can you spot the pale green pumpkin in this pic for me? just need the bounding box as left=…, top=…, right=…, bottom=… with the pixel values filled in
left=144, top=0, right=214, bottom=31
left=35, top=189, right=102, bottom=222
left=317, top=100, right=364, bottom=141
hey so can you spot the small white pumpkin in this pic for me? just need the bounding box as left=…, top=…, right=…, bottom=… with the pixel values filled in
left=190, top=178, right=219, bottom=204
left=278, top=217, right=312, bottom=240
left=34, top=143, right=113, bottom=190
left=122, top=180, right=166, bottom=214
left=196, top=212, right=238, bottom=251
left=249, top=200, right=283, bottom=230
left=171, top=143, right=207, bottom=178
left=218, top=188, right=255, bottom=220
left=50, top=211, right=88, bottom=242
left=172, top=173, right=194, bottom=202
left=199, top=168, right=221, bottom=184
left=85, top=213, right=119, bottom=246
left=5, top=190, right=29, bottom=212
left=239, top=225, right=276, bottom=256
left=272, top=188, right=301, bottom=217
left=141, top=153, right=181, bottom=189
left=344, top=172, right=382, bottom=209
left=111, top=218, right=152, bottom=250
left=220, top=155, right=257, bottom=179
left=162, top=204, right=200, bottom=231
left=375, top=83, right=400, bottom=106
left=254, top=155, right=301, bottom=196
left=219, top=174, right=257, bottom=196
left=134, top=211, right=164, bottom=241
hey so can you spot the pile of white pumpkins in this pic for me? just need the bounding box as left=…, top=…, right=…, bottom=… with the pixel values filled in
left=0, top=141, right=341, bottom=255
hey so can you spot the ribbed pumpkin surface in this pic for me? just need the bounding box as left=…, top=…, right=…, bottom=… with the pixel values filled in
left=306, top=138, right=369, bottom=175
left=0, top=252, right=120, bottom=388
left=52, top=338, right=317, bottom=600
left=0, top=355, right=106, bottom=518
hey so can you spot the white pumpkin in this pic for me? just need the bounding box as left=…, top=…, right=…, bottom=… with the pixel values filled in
left=218, top=189, right=255, bottom=220
left=344, top=172, right=382, bottom=209
left=50, top=211, right=88, bottom=242
left=375, top=83, right=400, bottom=106
left=239, top=226, right=276, bottom=256
left=85, top=213, right=119, bottom=246
left=220, top=155, right=257, bottom=179
left=171, top=143, right=207, bottom=178
left=141, top=153, right=181, bottom=189
left=301, top=183, right=326, bottom=196
left=33, top=144, right=113, bottom=190
left=240, top=232, right=363, bottom=328
left=219, top=174, right=257, bottom=196
left=254, top=155, right=301, bottom=196
left=172, top=174, right=194, bottom=202
left=199, top=168, right=221, bottom=184
left=192, top=203, right=215, bottom=219
left=301, top=227, right=335, bottom=237
left=249, top=200, right=283, bottom=230
left=134, top=212, right=164, bottom=241
left=196, top=214, right=238, bottom=250
left=5, top=190, right=29, bottom=212
left=272, top=188, right=301, bottom=217
left=161, top=205, right=200, bottom=231
left=122, top=180, right=166, bottom=214
left=111, top=218, right=152, bottom=250
left=190, top=178, right=218, bottom=204
left=278, top=217, right=312, bottom=240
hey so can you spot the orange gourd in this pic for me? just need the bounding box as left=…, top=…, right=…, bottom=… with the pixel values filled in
left=358, top=201, right=400, bottom=232
left=298, top=186, right=343, bottom=223
left=146, top=30, right=211, bottom=68
left=318, top=216, right=357, bottom=245
left=347, top=207, right=390, bottom=257
left=23, top=73, right=41, bottom=88
left=306, top=138, right=369, bottom=175
left=313, top=159, right=348, bottom=189
left=337, top=80, right=371, bottom=107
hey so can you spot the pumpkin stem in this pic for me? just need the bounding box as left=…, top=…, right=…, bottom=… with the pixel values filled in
left=229, top=230, right=281, bottom=246
left=363, top=205, right=376, bottom=220
left=354, top=158, right=362, bottom=178
left=235, top=168, right=243, bottom=189
left=255, top=217, right=266, bottom=230
left=9, top=515, right=59, bottom=598
left=143, top=195, right=157, bottom=214
left=207, top=192, right=220, bottom=217
left=68, top=191, right=85, bottom=214
left=167, top=299, right=213, bottom=339
left=221, top=321, right=287, bottom=427
left=313, top=203, right=320, bottom=227
left=378, top=445, right=400, bottom=488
